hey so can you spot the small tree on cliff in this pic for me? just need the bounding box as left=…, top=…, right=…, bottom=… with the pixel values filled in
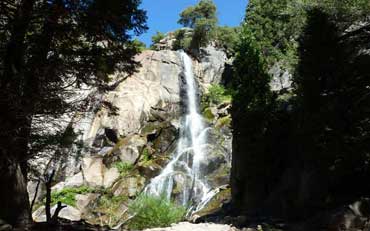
left=0, top=0, right=147, bottom=226
left=150, top=31, right=165, bottom=50
left=178, top=0, right=217, bottom=49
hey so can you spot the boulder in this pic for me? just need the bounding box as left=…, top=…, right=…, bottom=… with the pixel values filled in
left=116, top=135, right=146, bottom=164
left=32, top=205, right=81, bottom=222
left=143, top=222, right=238, bottom=231
left=75, top=193, right=99, bottom=214
left=81, top=157, right=119, bottom=188
left=268, top=63, right=292, bottom=91
left=112, top=176, right=145, bottom=197
left=194, top=45, right=229, bottom=86
left=51, top=172, right=84, bottom=192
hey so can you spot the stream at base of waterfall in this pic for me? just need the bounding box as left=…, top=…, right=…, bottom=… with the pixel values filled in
left=144, top=51, right=218, bottom=215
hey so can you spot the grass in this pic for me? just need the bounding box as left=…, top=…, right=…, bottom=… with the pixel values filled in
left=127, top=194, right=186, bottom=230
left=95, top=193, right=129, bottom=227
left=114, top=162, right=134, bottom=177
left=216, top=115, right=231, bottom=128
left=49, top=186, right=94, bottom=206
left=207, top=84, right=233, bottom=105
left=203, top=107, right=215, bottom=122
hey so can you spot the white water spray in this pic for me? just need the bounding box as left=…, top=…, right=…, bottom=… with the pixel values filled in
left=145, top=51, right=214, bottom=213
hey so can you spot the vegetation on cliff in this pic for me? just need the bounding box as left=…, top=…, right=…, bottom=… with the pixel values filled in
left=0, top=0, right=147, bottom=226
left=153, top=0, right=240, bottom=54
left=231, top=0, right=370, bottom=223
left=127, top=194, right=186, bottom=230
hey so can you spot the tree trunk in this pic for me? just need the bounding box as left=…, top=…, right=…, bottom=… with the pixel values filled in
left=0, top=158, right=31, bottom=226
left=0, top=0, right=35, bottom=226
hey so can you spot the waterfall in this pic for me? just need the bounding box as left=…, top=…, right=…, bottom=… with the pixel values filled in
left=145, top=51, right=213, bottom=213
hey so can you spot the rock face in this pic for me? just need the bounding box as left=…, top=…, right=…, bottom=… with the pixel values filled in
left=144, top=222, right=239, bottom=231
left=268, top=63, right=292, bottom=91
left=30, top=45, right=232, bottom=227
left=90, top=50, right=182, bottom=138
left=81, top=157, right=119, bottom=188
left=33, top=205, right=81, bottom=222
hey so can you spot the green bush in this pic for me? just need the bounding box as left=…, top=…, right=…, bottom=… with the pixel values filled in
left=95, top=193, right=128, bottom=227
left=127, top=194, right=186, bottom=230
left=207, top=84, right=233, bottom=104
left=132, top=38, right=147, bottom=52
left=203, top=107, right=215, bottom=122
left=150, top=31, right=165, bottom=50
left=49, top=186, right=94, bottom=206
left=214, top=26, right=240, bottom=55
left=177, top=0, right=217, bottom=50
left=216, top=116, right=232, bottom=128
left=172, top=29, right=193, bottom=50
left=114, top=162, right=134, bottom=177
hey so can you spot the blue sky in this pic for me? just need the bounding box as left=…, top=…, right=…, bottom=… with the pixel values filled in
left=137, top=0, right=248, bottom=46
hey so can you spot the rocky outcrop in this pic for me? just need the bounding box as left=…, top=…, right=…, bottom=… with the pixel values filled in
left=268, top=63, right=292, bottom=91
left=29, top=44, right=232, bottom=227
left=144, top=222, right=239, bottom=231
left=33, top=205, right=81, bottom=222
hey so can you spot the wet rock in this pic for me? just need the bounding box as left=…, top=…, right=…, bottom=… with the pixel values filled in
left=192, top=187, right=231, bottom=220
left=27, top=44, right=232, bottom=226
left=138, top=161, right=163, bottom=179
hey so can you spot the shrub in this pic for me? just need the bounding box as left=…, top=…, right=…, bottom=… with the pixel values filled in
left=177, top=0, right=217, bottom=50
left=214, top=26, right=240, bottom=55
left=49, top=186, right=94, bottom=206
left=172, top=29, right=192, bottom=50
left=207, top=84, right=233, bottom=104
left=95, top=193, right=128, bottom=227
left=150, top=31, right=165, bottom=50
left=203, top=107, right=215, bottom=122
left=114, top=162, right=134, bottom=177
left=132, top=38, right=147, bottom=52
left=216, top=116, right=232, bottom=128
left=127, top=194, right=186, bottom=230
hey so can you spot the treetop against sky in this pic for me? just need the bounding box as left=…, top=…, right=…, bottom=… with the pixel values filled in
left=137, top=0, right=248, bottom=46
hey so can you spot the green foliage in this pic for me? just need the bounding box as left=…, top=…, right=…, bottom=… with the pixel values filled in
left=214, top=26, right=241, bottom=55
left=206, top=84, right=233, bottom=105
left=114, top=162, right=134, bottom=177
left=309, top=0, right=370, bottom=24
left=178, top=0, right=217, bottom=50
left=231, top=0, right=370, bottom=217
left=216, top=116, right=232, bottom=128
left=203, top=107, right=215, bottom=122
left=150, top=31, right=165, bottom=50
left=245, top=0, right=306, bottom=69
left=96, top=193, right=128, bottom=226
left=172, top=29, right=193, bottom=50
left=178, top=0, right=217, bottom=28
left=190, top=17, right=217, bottom=50
left=49, top=186, right=94, bottom=206
left=127, top=194, right=186, bottom=230
left=0, top=0, right=147, bottom=222
left=141, top=147, right=150, bottom=162
left=132, top=39, right=147, bottom=52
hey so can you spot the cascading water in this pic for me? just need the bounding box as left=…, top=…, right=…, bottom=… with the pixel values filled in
left=145, top=51, right=215, bottom=214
